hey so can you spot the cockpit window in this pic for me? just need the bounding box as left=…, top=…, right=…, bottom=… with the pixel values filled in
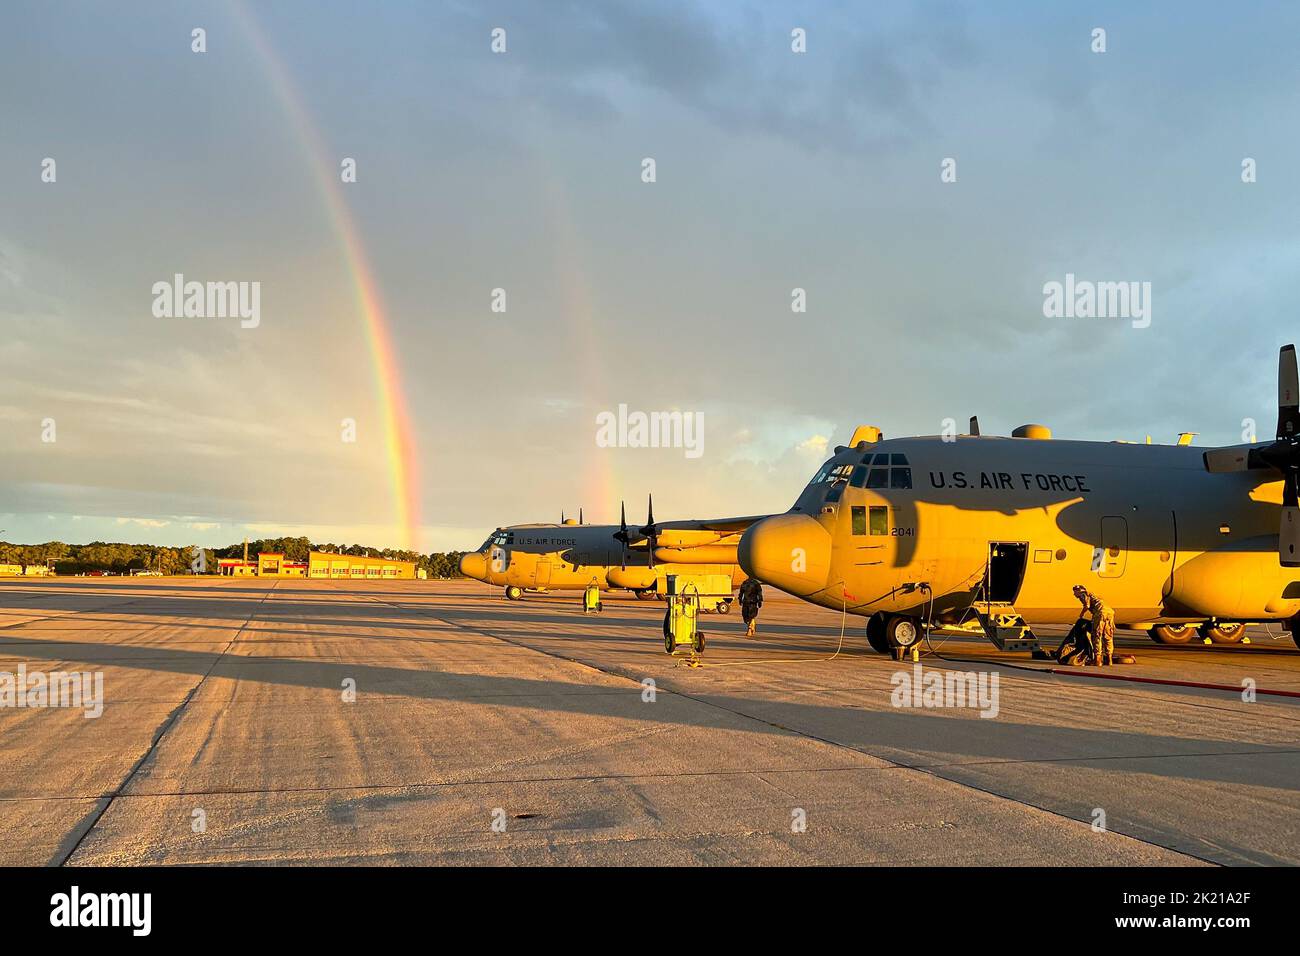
left=823, top=463, right=853, bottom=502
left=807, top=460, right=853, bottom=486
left=808, top=462, right=834, bottom=485
left=859, top=453, right=912, bottom=491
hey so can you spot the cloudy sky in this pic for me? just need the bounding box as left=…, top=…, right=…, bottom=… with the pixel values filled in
left=3, top=1, right=1300, bottom=552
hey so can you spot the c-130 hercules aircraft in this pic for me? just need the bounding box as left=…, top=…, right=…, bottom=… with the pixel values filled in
left=459, top=497, right=762, bottom=603
left=738, top=345, right=1300, bottom=659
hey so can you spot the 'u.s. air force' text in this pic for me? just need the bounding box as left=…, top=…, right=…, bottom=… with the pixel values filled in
left=929, top=471, right=1091, bottom=493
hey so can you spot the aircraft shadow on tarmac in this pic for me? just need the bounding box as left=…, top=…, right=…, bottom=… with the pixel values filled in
left=5, top=590, right=1297, bottom=660
left=6, top=635, right=1298, bottom=798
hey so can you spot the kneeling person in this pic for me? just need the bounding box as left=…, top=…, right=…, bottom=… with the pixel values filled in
left=1072, top=584, right=1115, bottom=666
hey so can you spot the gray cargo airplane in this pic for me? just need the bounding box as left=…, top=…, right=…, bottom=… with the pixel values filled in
left=738, top=346, right=1300, bottom=658
left=460, top=497, right=764, bottom=601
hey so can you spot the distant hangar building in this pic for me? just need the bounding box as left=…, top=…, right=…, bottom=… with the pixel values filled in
left=218, top=551, right=418, bottom=579
left=306, top=551, right=419, bottom=579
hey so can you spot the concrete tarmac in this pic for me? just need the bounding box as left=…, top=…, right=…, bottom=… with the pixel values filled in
left=1, top=577, right=1297, bottom=866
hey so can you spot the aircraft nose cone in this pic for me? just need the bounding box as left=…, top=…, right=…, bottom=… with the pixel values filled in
left=738, top=513, right=831, bottom=596
left=459, top=552, right=488, bottom=580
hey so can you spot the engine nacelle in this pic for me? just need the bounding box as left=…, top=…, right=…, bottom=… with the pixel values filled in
left=1167, top=536, right=1300, bottom=619
left=653, top=545, right=738, bottom=564
left=606, top=566, right=657, bottom=591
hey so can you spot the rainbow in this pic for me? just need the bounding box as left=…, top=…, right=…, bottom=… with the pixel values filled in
left=231, top=2, right=421, bottom=549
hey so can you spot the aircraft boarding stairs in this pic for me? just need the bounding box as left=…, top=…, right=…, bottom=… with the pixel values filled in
left=972, top=602, right=1042, bottom=653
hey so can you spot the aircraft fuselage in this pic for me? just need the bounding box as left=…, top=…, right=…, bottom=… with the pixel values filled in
left=739, top=435, right=1296, bottom=627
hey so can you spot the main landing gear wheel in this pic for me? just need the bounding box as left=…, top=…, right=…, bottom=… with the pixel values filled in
left=504, top=586, right=523, bottom=601
left=1201, top=622, right=1245, bottom=644
left=717, top=601, right=731, bottom=615
left=886, top=615, right=922, bottom=661
left=1150, top=623, right=1196, bottom=645
left=636, top=589, right=657, bottom=601
left=866, top=615, right=890, bottom=655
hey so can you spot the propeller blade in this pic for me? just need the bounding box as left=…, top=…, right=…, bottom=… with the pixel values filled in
left=1283, top=505, right=1300, bottom=567
left=1279, top=344, right=1300, bottom=440
left=642, top=494, right=658, bottom=569
left=617, top=501, right=629, bottom=569
left=969, top=416, right=980, bottom=437
left=1204, top=448, right=1252, bottom=473
left=579, top=507, right=583, bottom=525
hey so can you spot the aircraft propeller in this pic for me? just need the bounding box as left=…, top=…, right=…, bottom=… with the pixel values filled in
left=638, top=494, right=659, bottom=570
left=614, top=500, right=631, bottom=569
left=1203, top=344, right=1300, bottom=565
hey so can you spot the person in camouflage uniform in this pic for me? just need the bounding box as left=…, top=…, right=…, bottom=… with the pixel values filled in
left=738, top=578, right=764, bottom=637
left=1072, top=584, right=1115, bottom=666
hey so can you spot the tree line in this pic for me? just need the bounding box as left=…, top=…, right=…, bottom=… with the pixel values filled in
left=0, top=538, right=469, bottom=579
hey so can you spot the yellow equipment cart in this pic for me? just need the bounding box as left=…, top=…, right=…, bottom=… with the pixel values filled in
left=663, top=582, right=706, bottom=656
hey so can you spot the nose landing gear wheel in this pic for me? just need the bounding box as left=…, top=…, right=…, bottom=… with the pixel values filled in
left=1151, top=623, right=1196, bottom=645
left=886, top=615, right=922, bottom=661
left=1201, top=622, right=1245, bottom=644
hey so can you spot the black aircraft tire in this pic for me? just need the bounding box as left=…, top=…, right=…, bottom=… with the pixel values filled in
left=636, top=590, right=657, bottom=601
left=866, top=615, right=890, bottom=655
left=505, top=586, right=523, bottom=601
left=1151, top=623, right=1197, bottom=645
left=1202, top=622, right=1245, bottom=644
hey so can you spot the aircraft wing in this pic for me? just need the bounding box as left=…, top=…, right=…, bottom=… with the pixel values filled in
left=655, top=515, right=771, bottom=534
